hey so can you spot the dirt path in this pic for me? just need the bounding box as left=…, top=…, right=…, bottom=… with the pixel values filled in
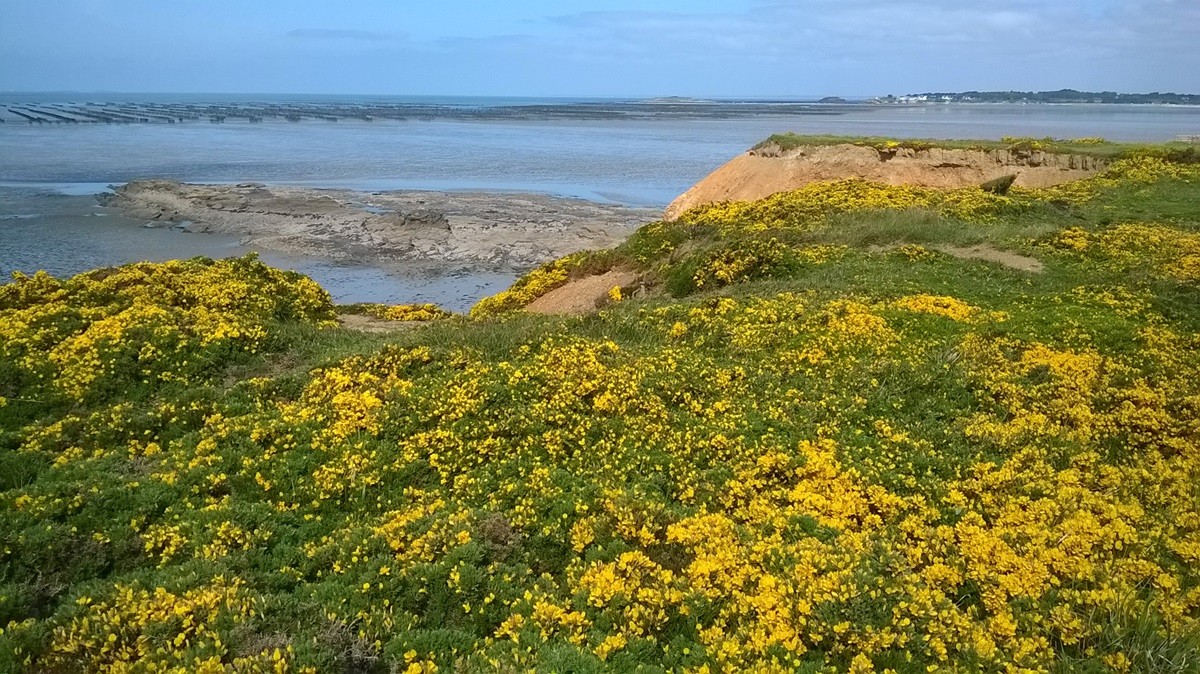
left=934, top=244, right=1044, bottom=273
left=336, top=314, right=421, bottom=333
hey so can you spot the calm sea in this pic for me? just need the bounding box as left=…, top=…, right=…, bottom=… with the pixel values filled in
left=3, top=95, right=1199, bottom=308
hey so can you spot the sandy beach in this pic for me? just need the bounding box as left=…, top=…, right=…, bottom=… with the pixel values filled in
left=102, top=180, right=659, bottom=270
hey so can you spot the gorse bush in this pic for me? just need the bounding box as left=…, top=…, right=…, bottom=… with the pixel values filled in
left=676, top=178, right=1027, bottom=233
left=350, top=303, right=453, bottom=322
left=1050, top=223, right=1200, bottom=282
left=679, top=238, right=846, bottom=296
left=0, top=255, right=334, bottom=405
left=3, top=140, right=1200, bottom=672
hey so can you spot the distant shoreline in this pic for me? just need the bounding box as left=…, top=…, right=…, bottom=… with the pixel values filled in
left=894, top=89, right=1200, bottom=105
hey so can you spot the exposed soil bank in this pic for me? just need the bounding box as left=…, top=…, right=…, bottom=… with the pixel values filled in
left=104, top=181, right=659, bottom=270
left=525, top=270, right=640, bottom=315
left=664, top=143, right=1108, bottom=220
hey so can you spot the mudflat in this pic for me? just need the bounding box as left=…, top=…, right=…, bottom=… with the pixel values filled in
left=103, top=180, right=659, bottom=269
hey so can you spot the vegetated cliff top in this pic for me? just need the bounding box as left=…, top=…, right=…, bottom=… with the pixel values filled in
left=663, top=134, right=1194, bottom=220
left=754, top=132, right=1200, bottom=160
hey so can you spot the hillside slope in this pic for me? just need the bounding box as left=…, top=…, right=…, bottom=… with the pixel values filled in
left=2, top=141, right=1200, bottom=673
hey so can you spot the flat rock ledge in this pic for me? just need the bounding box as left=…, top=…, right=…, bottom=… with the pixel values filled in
left=104, top=181, right=659, bottom=270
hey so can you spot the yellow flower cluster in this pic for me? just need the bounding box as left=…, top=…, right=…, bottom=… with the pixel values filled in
left=282, top=346, right=429, bottom=452
left=44, top=576, right=273, bottom=672
left=0, top=255, right=334, bottom=402
left=1000, top=136, right=1050, bottom=149
left=693, top=237, right=788, bottom=289
left=1024, top=156, right=1200, bottom=206
left=1051, top=222, right=1200, bottom=282
left=690, top=239, right=847, bottom=291
left=677, top=156, right=1198, bottom=236
left=894, top=244, right=936, bottom=261
left=6, top=275, right=1200, bottom=671
left=142, top=523, right=188, bottom=566
left=573, top=550, right=684, bottom=642
left=358, top=303, right=451, bottom=321
left=677, top=178, right=1025, bottom=233
left=890, top=294, right=979, bottom=322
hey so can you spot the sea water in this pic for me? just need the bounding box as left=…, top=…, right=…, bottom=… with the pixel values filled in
left=2, top=96, right=1198, bottom=307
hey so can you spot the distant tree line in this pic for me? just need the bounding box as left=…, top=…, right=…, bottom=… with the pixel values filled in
left=910, top=89, right=1200, bottom=104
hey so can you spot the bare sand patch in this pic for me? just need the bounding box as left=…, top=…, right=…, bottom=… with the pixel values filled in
left=525, top=270, right=639, bottom=315
left=336, top=314, right=421, bottom=333
left=934, top=244, right=1044, bottom=273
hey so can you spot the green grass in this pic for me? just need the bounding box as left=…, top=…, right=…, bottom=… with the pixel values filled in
left=754, top=132, right=1200, bottom=162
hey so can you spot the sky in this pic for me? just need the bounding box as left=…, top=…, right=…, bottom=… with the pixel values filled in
left=2, top=0, right=1198, bottom=97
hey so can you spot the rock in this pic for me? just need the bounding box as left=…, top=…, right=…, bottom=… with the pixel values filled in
left=111, top=180, right=656, bottom=268
left=981, top=174, right=1018, bottom=195
left=399, top=209, right=451, bottom=231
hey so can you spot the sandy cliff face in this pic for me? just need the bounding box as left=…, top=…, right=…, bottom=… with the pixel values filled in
left=664, top=143, right=1108, bottom=220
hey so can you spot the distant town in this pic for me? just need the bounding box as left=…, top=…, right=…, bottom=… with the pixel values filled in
left=873, top=89, right=1200, bottom=105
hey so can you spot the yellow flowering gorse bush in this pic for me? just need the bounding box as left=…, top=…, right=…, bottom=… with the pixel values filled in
left=677, top=179, right=1025, bottom=233
left=357, top=303, right=451, bottom=322
left=0, top=255, right=335, bottom=403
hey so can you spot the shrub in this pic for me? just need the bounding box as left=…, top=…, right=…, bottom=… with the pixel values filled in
left=0, top=255, right=335, bottom=404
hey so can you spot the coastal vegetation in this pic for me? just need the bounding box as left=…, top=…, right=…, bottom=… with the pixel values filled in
left=2, top=140, right=1200, bottom=672
left=342, top=304, right=454, bottom=323
left=754, top=134, right=1200, bottom=163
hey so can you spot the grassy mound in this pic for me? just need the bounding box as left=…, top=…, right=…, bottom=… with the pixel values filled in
left=2, top=142, right=1200, bottom=672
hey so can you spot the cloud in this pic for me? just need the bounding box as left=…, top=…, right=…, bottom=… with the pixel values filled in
left=287, top=28, right=400, bottom=42
left=514, top=0, right=1200, bottom=91
left=12, top=0, right=1189, bottom=95
left=369, top=0, right=1197, bottom=96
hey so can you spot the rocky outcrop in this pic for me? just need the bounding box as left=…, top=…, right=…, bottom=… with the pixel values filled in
left=105, top=181, right=657, bottom=269
left=664, top=143, right=1108, bottom=220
